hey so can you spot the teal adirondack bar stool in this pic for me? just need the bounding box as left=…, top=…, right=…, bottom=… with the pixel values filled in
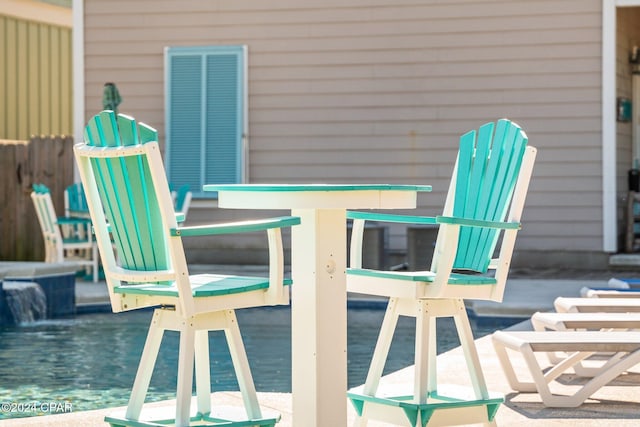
left=347, top=119, right=537, bottom=427
left=31, top=183, right=99, bottom=282
left=75, top=111, right=300, bottom=427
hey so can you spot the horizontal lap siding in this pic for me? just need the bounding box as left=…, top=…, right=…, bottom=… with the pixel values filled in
left=85, top=0, right=603, bottom=253
left=0, top=14, right=72, bottom=140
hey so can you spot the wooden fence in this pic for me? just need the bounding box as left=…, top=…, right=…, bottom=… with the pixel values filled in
left=0, top=136, right=75, bottom=261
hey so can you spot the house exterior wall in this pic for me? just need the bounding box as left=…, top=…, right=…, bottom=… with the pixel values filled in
left=83, top=0, right=610, bottom=267
left=0, top=1, right=72, bottom=140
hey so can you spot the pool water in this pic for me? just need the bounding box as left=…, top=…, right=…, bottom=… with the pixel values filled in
left=0, top=306, right=516, bottom=419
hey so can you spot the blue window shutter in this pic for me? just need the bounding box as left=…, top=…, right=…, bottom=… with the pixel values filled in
left=205, top=53, right=241, bottom=184
left=165, top=46, right=246, bottom=198
left=166, top=54, right=203, bottom=193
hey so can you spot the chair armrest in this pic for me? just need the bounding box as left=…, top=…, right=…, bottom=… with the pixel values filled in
left=347, top=211, right=520, bottom=230
left=347, top=212, right=520, bottom=270
left=347, top=211, right=437, bottom=225
left=347, top=212, right=437, bottom=269
left=170, top=216, right=301, bottom=237
left=435, top=216, right=521, bottom=230
left=172, top=216, right=300, bottom=305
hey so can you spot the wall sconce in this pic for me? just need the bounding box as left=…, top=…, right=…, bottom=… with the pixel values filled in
left=618, top=97, right=632, bottom=122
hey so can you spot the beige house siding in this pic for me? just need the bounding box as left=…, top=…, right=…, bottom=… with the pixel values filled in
left=0, top=2, right=72, bottom=140
left=84, top=0, right=609, bottom=265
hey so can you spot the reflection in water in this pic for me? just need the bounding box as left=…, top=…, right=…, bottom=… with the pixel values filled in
left=0, top=306, right=513, bottom=419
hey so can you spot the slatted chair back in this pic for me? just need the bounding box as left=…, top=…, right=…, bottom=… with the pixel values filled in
left=77, top=111, right=193, bottom=313
left=31, top=184, right=64, bottom=263
left=64, top=182, right=89, bottom=217
left=439, top=119, right=528, bottom=273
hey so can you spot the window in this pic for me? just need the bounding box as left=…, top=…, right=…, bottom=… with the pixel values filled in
left=164, top=45, right=247, bottom=198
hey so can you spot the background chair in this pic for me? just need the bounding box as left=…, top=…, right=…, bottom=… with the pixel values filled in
left=62, top=182, right=98, bottom=275
left=64, top=182, right=90, bottom=218
left=532, top=310, right=640, bottom=374
left=554, top=296, right=640, bottom=313
left=76, top=110, right=299, bottom=427
left=31, top=183, right=99, bottom=282
left=171, top=184, right=193, bottom=221
left=346, top=119, right=536, bottom=427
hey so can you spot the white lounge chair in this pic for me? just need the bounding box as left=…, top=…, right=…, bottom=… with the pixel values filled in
left=554, top=296, right=640, bottom=313
left=532, top=311, right=640, bottom=332
left=579, top=287, right=640, bottom=298
left=492, top=330, right=640, bottom=407
left=532, top=311, right=640, bottom=375
left=577, top=277, right=640, bottom=298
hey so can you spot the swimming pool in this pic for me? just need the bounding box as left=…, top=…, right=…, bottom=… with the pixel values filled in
left=0, top=305, right=517, bottom=419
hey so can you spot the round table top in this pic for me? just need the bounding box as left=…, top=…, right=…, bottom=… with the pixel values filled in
left=203, top=183, right=432, bottom=192
left=204, top=184, right=431, bottom=210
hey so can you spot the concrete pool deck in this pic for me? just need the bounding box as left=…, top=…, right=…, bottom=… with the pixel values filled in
left=4, top=265, right=640, bottom=425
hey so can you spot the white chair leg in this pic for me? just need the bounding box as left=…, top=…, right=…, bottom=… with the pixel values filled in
left=126, top=310, right=165, bottom=419
left=352, top=409, right=369, bottom=427
left=351, top=299, right=402, bottom=427
left=492, top=335, right=538, bottom=393
left=414, top=299, right=437, bottom=404
left=223, top=309, right=262, bottom=420
left=573, top=351, right=626, bottom=377
left=194, top=329, right=212, bottom=415
left=452, top=298, right=490, bottom=400
left=352, top=417, right=365, bottom=427
left=176, top=322, right=196, bottom=427
left=362, top=298, right=401, bottom=395
left=452, top=299, right=499, bottom=426
left=568, top=348, right=640, bottom=407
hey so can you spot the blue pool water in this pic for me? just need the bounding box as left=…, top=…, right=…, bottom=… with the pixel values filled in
left=0, top=306, right=517, bottom=419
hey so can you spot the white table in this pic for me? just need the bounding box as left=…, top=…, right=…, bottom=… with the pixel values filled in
left=203, top=184, right=431, bottom=427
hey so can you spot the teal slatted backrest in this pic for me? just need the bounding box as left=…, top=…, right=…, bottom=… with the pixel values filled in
left=66, top=182, right=89, bottom=214
left=452, top=119, right=527, bottom=272
left=83, top=111, right=170, bottom=272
